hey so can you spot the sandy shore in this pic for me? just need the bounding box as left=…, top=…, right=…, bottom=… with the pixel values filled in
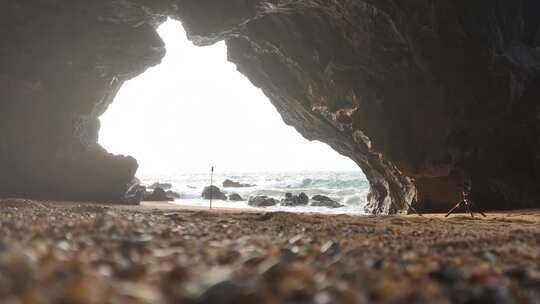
left=0, top=199, right=539, bottom=303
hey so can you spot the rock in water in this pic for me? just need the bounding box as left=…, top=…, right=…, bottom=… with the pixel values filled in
left=299, top=193, right=309, bottom=204
left=202, top=186, right=227, bottom=200
left=222, top=179, right=255, bottom=188
left=281, top=192, right=309, bottom=207
left=312, top=195, right=331, bottom=202
left=166, top=190, right=181, bottom=199
left=228, top=193, right=243, bottom=201
left=248, top=196, right=277, bottom=207
left=143, top=188, right=173, bottom=202
left=311, top=195, right=344, bottom=208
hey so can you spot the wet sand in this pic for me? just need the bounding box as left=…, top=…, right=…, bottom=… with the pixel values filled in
left=0, top=199, right=539, bottom=303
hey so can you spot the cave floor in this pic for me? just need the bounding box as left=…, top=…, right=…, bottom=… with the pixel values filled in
left=0, top=200, right=539, bottom=303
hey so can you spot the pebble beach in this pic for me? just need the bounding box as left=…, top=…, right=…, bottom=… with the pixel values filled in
left=1, top=199, right=539, bottom=303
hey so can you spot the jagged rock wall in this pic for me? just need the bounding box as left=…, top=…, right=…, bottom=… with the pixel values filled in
left=1, top=0, right=539, bottom=212
left=0, top=1, right=166, bottom=201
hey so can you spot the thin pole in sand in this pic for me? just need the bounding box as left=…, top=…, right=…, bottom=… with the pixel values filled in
left=209, top=166, right=214, bottom=209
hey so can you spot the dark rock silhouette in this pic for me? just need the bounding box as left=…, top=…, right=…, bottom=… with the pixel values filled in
left=248, top=196, right=277, bottom=207
left=222, top=179, right=255, bottom=188
left=143, top=188, right=173, bottom=202
left=228, top=193, right=243, bottom=201
left=311, top=195, right=344, bottom=209
left=1, top=1, right=540, bottom=213
left=281, top=192, right=309, bottom=207
left=202, top=186, right=227, bottom=201
left=312, top=195, right=331, bottom=202
left=166, top=190, right=180, bottom=199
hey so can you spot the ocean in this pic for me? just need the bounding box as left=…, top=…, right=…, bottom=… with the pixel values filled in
left=140, top=171, right=369, bottom=215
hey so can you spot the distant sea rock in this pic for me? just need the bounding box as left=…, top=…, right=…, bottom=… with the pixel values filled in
left=223, top=179, right=256, bottom=188
left=281, top=192, right=309, bottom=206
left=202, top=185, right=227, bottom=200
left=311, top=195, right=344, bottom=208
left=143, top=187, right=174, bottom=202
left=166, top=190, right=181, bottom=199
left=229, top=193, right=243, bottom=201
left=248, top=196, right=277, bottom=207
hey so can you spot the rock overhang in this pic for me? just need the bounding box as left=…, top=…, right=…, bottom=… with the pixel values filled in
left=1, top=0, right=540, bottom=213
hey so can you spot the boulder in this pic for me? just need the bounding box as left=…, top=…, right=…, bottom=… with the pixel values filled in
left=311, top=195, right=344, bottom=208
left=281, top=192, right=309, bottom=207
left=143, top=187, right=173, bottom=202
left=248, top=196, right=277, bottom=207
left=223, top=179, right=255, bottom=188
left=166, top=190, right=181, bottom=199
left=228, top=193, right=243, bottom=201
left=312, top=195, right=331, bottom=202
left=202, top=185, right=227, bottom=200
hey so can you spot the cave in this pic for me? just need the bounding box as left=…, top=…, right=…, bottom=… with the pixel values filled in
left=99, top=19, right=361, bottom=178
left=2, top=0, right=540, bottom=214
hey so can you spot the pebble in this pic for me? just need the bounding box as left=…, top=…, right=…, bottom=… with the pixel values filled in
left=429, top=263, right=466, bottom=283
left=455, top=286, right=512, bottom=304
left=320, top=241, right=340, bottom=257
left=480, top=251, right=497, bottom=263
left=504, top=266, right=531, bottom=281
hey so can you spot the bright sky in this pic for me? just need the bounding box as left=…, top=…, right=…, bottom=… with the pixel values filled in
left=99, top=19, right=359, bottom=176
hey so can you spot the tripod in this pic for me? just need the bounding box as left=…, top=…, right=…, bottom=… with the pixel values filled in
left=445, top=190, right=486, bottom=218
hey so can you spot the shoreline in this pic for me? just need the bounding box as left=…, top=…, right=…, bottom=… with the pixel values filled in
left=142, top=201, right=540, bottom=221
left=1, top=199, right=539, bottom=303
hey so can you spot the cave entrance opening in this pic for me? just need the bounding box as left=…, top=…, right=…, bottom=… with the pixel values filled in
left=99, top=19, right=368, bottom=213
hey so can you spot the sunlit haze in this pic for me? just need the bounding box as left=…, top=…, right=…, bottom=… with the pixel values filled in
left=99, top=19, right=359, bottom=176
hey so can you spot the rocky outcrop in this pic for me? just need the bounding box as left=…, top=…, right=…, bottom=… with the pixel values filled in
left=213, top=0, right=540, bottom=213
left=0, top=1, right=165, bottom=203
left=281, top=192, right=309, bottom=207
left=311, top=195, right=344, bottom=209
left=228, top=193, right=244, bottom=201
left=248, top=196, right=277, bottom=207
left=143, top=187, right=173, bottom=202
left=166, top=190, right=181, bottom=199
left=223, top=179, right=255, bottom=188
left=201, top=186, right=227, bottom=201
left=1, top=1, right=539, bottom=213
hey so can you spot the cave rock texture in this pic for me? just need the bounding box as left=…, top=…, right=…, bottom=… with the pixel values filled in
left=1, top=0, right=539, bottom=213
